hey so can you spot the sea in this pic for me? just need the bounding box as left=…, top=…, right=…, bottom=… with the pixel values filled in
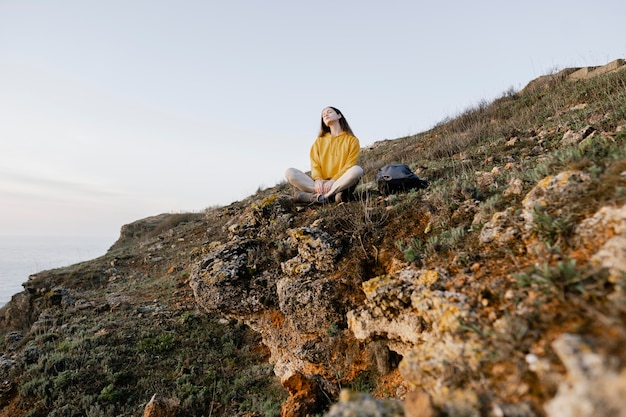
left=0, top=235, right=116, bottom=307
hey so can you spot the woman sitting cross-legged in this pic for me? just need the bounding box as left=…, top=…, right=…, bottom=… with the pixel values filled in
left=285, top=106, right=364, bottom=204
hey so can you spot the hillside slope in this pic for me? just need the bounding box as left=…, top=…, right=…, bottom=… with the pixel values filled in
left=1, top=59, right=626, bottom=417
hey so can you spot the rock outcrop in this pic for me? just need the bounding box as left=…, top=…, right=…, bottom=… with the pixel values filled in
left=191, top=197, right=364, bottom=415
left=189, top=167, right=626, bottom=415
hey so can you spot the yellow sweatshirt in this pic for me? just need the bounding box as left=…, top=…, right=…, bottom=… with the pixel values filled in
left=309, top=132, right=360, bottom=181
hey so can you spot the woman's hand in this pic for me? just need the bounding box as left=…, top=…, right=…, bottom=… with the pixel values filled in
left=323, top=180, right=334, bottom=194
left=314, top=180, right=325, bottom=194
left=314, top=180, right=334, bottom=194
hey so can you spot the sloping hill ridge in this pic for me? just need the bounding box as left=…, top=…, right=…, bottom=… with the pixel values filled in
left=1, top=59, right=626, bottom=417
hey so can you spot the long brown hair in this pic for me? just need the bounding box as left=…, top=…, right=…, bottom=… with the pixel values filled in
left=318, top=106, right=355, bottom=137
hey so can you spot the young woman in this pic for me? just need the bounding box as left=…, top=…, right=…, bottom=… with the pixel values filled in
left=285, top=107, right=364, bottom=204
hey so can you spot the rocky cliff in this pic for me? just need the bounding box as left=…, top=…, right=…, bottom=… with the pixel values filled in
left=1, top=59, right=626, bottom=417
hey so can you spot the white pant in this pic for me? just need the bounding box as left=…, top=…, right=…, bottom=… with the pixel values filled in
left=285, top=166, right=364, bottom=198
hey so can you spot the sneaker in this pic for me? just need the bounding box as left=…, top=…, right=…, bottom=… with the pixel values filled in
left=334, top=192, right=347, bottom=203
left=334, top=186, right=357, bottom=203
left=295, top=191, right=325, bottom=204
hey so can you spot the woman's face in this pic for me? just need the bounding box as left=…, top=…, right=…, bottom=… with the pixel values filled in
left=322, top=107, right=341, bottom=126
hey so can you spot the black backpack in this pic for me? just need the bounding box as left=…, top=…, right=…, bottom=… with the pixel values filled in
left=375, top=164, right=429, bottom=196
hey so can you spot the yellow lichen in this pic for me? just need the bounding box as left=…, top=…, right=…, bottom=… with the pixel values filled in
left=417, top=270, right=439, bottom=286
left=361, top=275, right=393, bottom=298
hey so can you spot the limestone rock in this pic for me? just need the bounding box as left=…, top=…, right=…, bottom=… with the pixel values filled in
left=347, top=266, right=484, bottom=407
left=591, top=234, right=626, bottom=284
left=277, top=276, right=349, bottom=333
left=476, top=171, right=496, bottom=191
left=559, top=128, right=583, bottom=147
left=575, top=202, right=626, bottom=248
left=398, top=335, right=484, bottom=400
left=479, top=207, right=520, bottom=245
left=323, top=389, right=404, bottom=417
left=491, top=402, right=535, bottom=417
left=404, top=389, right=437, bottom=417
left=348, top=268, right=471, bottom=354
left=190, top=239, right=271, bottom=316
left=544, top=333, right=626, bottom=417
left=503, top=177, right=524, bottom=197
left=281, top=227, right=342, bottom=277
left=191, top=200, right=356, bottom=410
left=520, top=170, right=591, bottom=234
left=567, top=58, right=626, bottom=80
left=281, top=371, right=337, bottom=417
left=142, top=394, right=180, bottom=417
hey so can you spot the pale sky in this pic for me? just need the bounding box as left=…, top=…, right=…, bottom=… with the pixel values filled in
left=1, top=0, right=624, bottom=241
